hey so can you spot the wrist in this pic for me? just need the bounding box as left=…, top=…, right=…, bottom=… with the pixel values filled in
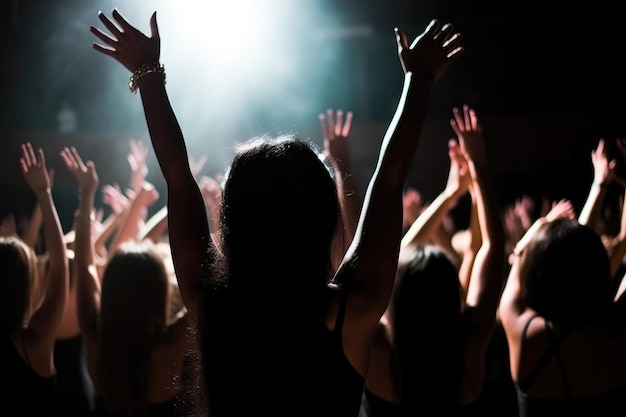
left=442, top=187, right=465, bottom=202
left=129, top=62, right=166, bottom=94
left=34, top=187, right=52, bottom=196
left=74, top=209, right=95, bottom=223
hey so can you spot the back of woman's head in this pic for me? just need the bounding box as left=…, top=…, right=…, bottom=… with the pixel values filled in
left=98, top=240, right=171, bottom=412
left=100, top=240, right=171, bottom=337
left=219, top=135, right=340, bottom=294
left=0, top=236, right=37, bottom=333
left=391, top=244, right=463, bottom=410
left=519, top=218, right=612, bottom=325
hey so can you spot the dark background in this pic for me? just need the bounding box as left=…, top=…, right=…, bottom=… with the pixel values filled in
left=2, top=0, right=626, bottom=231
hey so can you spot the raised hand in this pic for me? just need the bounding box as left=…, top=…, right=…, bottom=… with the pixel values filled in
left=402, top=187, right=423, bottom=229
left=394, top=19, right=463, bottom=82
left=513, top=195, right=535, bottom=231
left=579, top=138, right=616, bottom=230
left=134, top=181, right=160, bottom=208
left=127, top=139, right=149, bottom=192
left=319, top=109, right=354, bottom=169
left=545, top=198, right=576, bottom=222
left=90, top=9, right=160, bottom=73
left=60, top=146, right=99, bottom=194
left=20, top=143, right=52, bottom=193
left=444, top=139, right=471, bottom=197
left=319, top=107, right=361, bottom=252
left=189, top=155, right=209, bottom=179
left=0, top=214, right=17, bottom=237
left=199, top=175, right=222, bottom=209
left=450, top=104, right=487, bottom=163
left=513, top=199, right=576, bottom=257
left=101, top=183, right=130, bottom=215
left=591, top=138, right=617, bottom=186
left=503, top=204, right=525, bottom=245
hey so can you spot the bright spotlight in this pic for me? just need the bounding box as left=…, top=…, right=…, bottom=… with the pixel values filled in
left=163, top=0, right=293, bottom=85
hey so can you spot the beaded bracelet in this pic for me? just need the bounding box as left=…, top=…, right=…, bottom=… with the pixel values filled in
left=128, top=62, right=166, bottom=94
left=74, top=209, right=95, bottom=223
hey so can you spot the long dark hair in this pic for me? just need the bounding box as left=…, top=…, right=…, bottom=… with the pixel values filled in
left=390, top=245, right=464, bottom=414
left=218, top=134, right=340, bottom=304
left=519, top=218, right=613, bottom=325
left=193, top=135, right=343, bottom=416
left=97, top=240, right=171, bottom=414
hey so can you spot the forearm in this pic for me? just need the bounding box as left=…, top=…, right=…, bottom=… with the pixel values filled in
left=74, top=202, right=100, bottom=333
left=606, top=187, right=626, bottom=278
left=109, top=194, right=148, bottom=251
left=138, top=73, right=210, bottom=246
left=141, top=205, right=168, bottom=242
left=138, top=74, right=191, bottom=184
left=465, top=161, right=505, bottom=309
left=75, top=188, right=97, bottom=267
left=94, top=211, right=121, bottom=256
left=138, top=68, right=212, bottom=311
left=578, top=182, right=607, bottom=232
left=498, top=260, right=525, bottom=323
left=345, top=74, right=432, bottom=303
left=36, top=189, right=67, bottom=268
left=458, top=195, right=480, bottom=292
left=22, top=203, right=42, bottom=248
left=401, top=190, right=461, bottom=248
left=377, top=74, right=432, bottom=186
left=607, top=237, right=626, bottom=281
left=334, top=162, right=361, bottom=246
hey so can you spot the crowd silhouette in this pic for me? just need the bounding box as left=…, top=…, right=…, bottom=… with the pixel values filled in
left=1, top=7, right=625, bottom=417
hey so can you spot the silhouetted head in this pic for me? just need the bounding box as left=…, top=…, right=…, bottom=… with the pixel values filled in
left=390, top=244, right=463, bottom=337
left=98, top=240, right=173, bottom=413
left=100, top=240, right=171, bottom=336
left=518, top=218, right=612, bottom=325
left=219, top=135, right=340, bottom=295
left=0, top=236, right=38, bottom=332
left=389, top=244, right=463, bottom=410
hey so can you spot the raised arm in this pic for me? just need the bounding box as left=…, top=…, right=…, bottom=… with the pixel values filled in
left=602, top=138, right=626, bottom=280
left=499, top=199, right=575, bottom=323
left=97, top=183, right=131, bottom=248
left=198, top=174, right=223, bottom=247
left=449, top=104, right=505, bottom=328
left=127, top=138, right=149, bottom=194
left=60, top=146, right=101, bottom=339
left=108, top=182, right=160, bottom=254
left=401, top=139, right=470, bottom=248
left=336, top=19, right=463, bottom=337
left=105, top=139, right=155, bottom=252
left=578, top=138, right=615, bottom=232
left=20, top=143, right=69, bottom=352
left=90, top=10, right=212, bottom=319
left=319, top=108, right=361, bottom=266
left=457, top=187, right=481, bottom=293
left=21, top=169, right=56, bottom=250
left=140, top=204, right=168, bottom=243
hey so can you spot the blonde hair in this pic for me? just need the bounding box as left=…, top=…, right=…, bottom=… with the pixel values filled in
left=97, top=239, right=172, bottom=412
left=0, top=236, right=39, bottom=332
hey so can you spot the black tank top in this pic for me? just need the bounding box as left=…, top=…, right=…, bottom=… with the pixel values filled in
left=203, top=288, right=365, bottom=417
left=2, top=334, right=56, bottom=416
left=51, top=335, right=96, bottom=416
left=516, top=316, right=626, bottom=417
